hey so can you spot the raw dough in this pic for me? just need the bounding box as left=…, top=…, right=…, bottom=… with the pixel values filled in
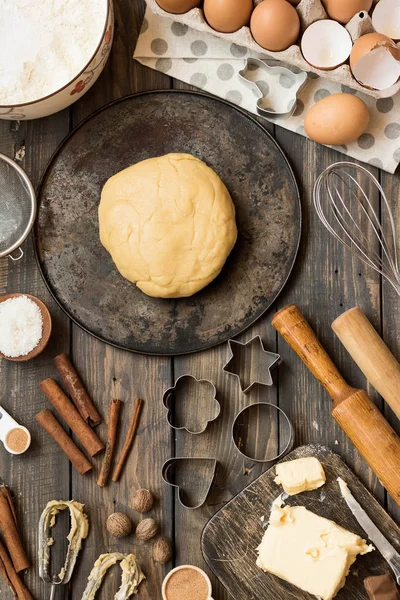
left=257, top=503, right=373, bottom=600
left=274, top=456, right=326, bottom=495
left=98, top=153, right=238, bottom=298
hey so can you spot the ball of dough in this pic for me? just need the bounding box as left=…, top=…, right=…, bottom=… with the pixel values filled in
left=99, top=153, right=237, bottom=298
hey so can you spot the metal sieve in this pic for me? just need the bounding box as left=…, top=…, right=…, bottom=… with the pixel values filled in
left=0, top=153, right=36, bottom=261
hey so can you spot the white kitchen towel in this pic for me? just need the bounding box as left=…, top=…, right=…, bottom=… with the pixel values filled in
left=134, top=7, right=400, bottom=174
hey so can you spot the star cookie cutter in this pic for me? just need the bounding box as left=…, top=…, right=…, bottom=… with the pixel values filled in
left=162, top=457, right=218, bottom=510
left=223, top=336, right=280, bottom=393
left=163, top=375, right=220, bottom=435
left=238, top=57, right=308, bottom=119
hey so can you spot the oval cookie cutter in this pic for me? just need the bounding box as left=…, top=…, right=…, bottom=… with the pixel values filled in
left=232, top=402, right=293, bottom=463
left=238, top=58, right=308, bottom=120
left=163, top=375, right=220, bottom=435
left=223, top=336, right=280, bottom=394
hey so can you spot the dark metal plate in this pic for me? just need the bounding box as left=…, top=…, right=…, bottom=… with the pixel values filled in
left=35, top=91, right=301, bottom=355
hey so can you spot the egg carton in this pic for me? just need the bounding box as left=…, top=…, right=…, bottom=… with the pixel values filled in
left=145, top=0, right=400, bottom=98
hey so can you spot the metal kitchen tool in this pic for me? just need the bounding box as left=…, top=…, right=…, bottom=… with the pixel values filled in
left=223, top=336, right=280, bottom=394
left=332, top=306, right=400, bottom=422
left=232, top=402, right=293, bottom=463
left=272, top=304, right=400, bottom=508
left=0, top=153, right=36, bottom=262
left=314, top=162, right=400, bottom=297
left=238, top=58, right=308, bottom=119
left=162, top=457, right=217, bottom=510
left=0, top=406, right=31, bottom=455
left=35, top=91, right=301, bottom=355
left=338, top=478, right=400, bottom=584
left=163, top=375, right=220, bottom=435
left=38, top=500, right=89, bottom=600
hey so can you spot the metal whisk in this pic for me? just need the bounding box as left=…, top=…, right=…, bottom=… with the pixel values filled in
left=313, top=162, right=400, bottom=297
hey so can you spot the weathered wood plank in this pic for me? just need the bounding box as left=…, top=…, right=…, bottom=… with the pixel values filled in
left=0, top=111, right=71, bottom=597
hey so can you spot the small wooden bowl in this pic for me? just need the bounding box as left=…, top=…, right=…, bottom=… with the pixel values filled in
left=0, top=293, right=52, bottom=362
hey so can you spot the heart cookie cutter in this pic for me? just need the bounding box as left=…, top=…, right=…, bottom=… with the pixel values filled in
left=223, top=336, right=280, bottom=394
left=238, top=58, right=308, bottom=119
left=163, top=375, right=220, bottom=435
left=162, top=457, right=217, bottom=510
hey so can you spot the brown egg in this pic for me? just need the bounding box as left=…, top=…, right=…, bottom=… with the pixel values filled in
left=204, top=0, right=253, bottom=33
left=250, top=0, right=300, bottom=51
left=304, top=94, right=370, bottom=145
left=322, top=0, right=373, bottom=24
left=156, top=0, right=202, bottom=14
left=350, top=32, right=395, bottom=70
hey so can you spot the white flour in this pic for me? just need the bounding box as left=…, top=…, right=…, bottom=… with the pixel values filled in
left=0, top=0, right=107, bottom=105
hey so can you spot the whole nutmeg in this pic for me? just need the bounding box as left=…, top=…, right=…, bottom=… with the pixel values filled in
left=106, top=512, right=132, bottom=538
left=153, top=537, right=172, bottom=564
left=136, top=518, right=158, bottom=541
left=131, top=488, right=154, bottom=513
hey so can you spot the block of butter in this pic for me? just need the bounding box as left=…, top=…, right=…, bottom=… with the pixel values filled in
left=274, top=456, right=326, bottom=495
left=257, top=503, right=373, bottom=600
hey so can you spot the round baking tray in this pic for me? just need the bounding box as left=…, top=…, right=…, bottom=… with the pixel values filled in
left=34, top=91, right=301, bottom=355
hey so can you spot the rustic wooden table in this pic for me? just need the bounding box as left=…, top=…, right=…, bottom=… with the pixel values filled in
left=0, top=1, right=399, bottom=598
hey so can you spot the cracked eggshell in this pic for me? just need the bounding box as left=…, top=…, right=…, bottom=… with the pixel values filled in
left=301, top=20, right=353, bottom=70
left=304, top=93, right=370, bottom=145
left=322, top=0, right=373, bottom=24
left=204, top=0, right=253, bottom=33
left=372, top=0, right=400, bottom=41
left=350, top=32, right=400, bottom=90
left=250, top=0, right=301, bottom=51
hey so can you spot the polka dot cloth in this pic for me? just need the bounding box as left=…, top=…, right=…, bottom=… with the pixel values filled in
left=134, top=8, right=400, bottom=174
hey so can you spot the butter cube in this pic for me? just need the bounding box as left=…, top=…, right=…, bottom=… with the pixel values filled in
left=257, top=504, right=373, bottom=600
left=274, top=456, right=326, bottom=495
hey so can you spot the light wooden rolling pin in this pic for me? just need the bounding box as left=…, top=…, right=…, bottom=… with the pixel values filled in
left=332, top=307, right=400, bottom=422
left=272, top=304, right=400, bottom=507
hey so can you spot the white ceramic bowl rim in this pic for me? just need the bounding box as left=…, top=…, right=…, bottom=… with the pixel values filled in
left=0, top=0, right=110, bottom=109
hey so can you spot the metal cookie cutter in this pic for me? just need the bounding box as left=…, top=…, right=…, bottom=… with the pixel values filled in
left=163, top=375, right=220, bottom=435
left=232, top=402, right=293, bottom=463
left=38, top=500, right=89, bottom=600
left=223, top=336, right=280, bottom=393
left=162, top=457, right=217, bottom=510
left=238, top=58, right=308, bottom=119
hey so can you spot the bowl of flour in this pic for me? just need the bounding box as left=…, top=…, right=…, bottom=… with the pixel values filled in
left=0, top=0, right=113, bottom=120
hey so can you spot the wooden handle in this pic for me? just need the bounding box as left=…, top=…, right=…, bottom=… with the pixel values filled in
left=272, top=304, right=355, bottom=407
left=333, top=389, right=400, bottom=506
left=332, top=307, right=400, bottom=421
left=272, top=304, right=400, bottom=506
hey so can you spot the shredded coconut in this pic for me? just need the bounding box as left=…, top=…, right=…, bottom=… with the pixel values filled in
left=0, top=296, right=43, bottom=357
left=0, top=0, right=107, bottom=105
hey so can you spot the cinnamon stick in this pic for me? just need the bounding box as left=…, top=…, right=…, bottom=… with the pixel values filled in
left=0, top=540, right=32, bottom=600
left=112, top=397, right=143, bottom=483
left=40, top=379, right=104, bottom=457
left=97, top=399, right=121, bottom=487
left=54, top=354, right=101, bottom=426
left=35, top=409, right=92, bottom=475
left=0, top=485, right=29, bottom=573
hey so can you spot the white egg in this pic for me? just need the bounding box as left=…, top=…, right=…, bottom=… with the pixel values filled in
left=301, top=20, right=353, bottom=70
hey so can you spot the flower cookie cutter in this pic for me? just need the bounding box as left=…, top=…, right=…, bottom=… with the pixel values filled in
left=162, top=457, right=218, bottom=510
left=163, top=375, right=220, bottom=435
left=223, top=336, right=280, bottom=394
left=238, top=58, right=308, bottom=119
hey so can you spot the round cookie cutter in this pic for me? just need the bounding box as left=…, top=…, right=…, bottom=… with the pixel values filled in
left=232, top=402, right=293, bottom=463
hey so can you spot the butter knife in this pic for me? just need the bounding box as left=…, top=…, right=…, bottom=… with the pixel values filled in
left=338, top=478, right=400, bottom=584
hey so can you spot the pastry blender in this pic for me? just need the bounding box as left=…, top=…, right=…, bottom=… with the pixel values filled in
left=38, top=500, right=89, bottom=600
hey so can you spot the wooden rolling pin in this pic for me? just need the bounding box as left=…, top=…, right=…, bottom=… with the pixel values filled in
left=272, top=304, right=400, bottom=507
left=332, top=307, right=400, bottom=421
